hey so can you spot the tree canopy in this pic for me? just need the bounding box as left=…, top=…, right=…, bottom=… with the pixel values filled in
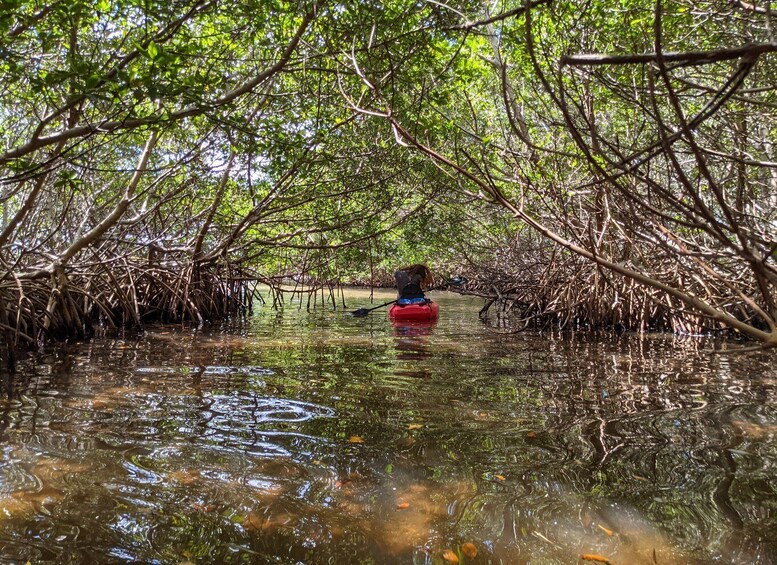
left=1, top=0, right=776, bottom=349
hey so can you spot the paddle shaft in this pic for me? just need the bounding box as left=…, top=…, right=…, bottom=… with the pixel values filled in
left=356, top=299, right=399, bottom=316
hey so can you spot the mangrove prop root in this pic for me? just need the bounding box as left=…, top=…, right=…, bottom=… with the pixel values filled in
left=0, top=261, right=255, bottom=363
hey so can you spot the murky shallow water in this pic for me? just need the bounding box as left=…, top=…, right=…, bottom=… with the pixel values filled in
left=1, top=288, right=776, bottom=564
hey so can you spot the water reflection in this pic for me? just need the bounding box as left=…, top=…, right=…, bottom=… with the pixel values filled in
left=0, top=290, right=774, bottom=563
left=393, top=321, right=435, bottom=357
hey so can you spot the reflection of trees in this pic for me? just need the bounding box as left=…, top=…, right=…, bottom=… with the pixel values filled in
left=392, top=322, right=435, bottom=380
left=0, top=314, right=775, bottom=561
left=422, top=335, right=776, bottom=560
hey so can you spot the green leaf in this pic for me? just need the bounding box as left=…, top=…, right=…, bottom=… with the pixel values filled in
left=86, top=74, right=100, bottom=89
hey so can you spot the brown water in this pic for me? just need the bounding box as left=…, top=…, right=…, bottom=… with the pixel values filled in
left=0, top=288, right=776, bottom=564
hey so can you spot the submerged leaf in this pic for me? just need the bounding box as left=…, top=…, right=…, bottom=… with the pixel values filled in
left=597, top=524, right=614, bottom=536
left=243, top=511, right=264, bottom=532
left=580, top=554, right=611, bottom=564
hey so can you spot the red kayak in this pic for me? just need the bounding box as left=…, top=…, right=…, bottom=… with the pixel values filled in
left=389, top=301, right=439, bottom=322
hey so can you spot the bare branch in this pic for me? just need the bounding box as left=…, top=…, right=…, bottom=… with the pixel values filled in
left=561, top=42, right=777, bottom=67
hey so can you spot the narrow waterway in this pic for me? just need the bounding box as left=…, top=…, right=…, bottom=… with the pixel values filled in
left=0, top=288, right=775, bottom=564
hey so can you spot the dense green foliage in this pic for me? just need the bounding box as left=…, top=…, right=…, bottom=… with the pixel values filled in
left=0, top=0, right=776, bottom=345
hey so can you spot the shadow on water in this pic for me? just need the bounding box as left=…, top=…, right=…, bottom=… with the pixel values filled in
left=0, top=288, right=774, bottom=563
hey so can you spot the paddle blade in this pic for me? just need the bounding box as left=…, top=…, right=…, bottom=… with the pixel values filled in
left=350, top=308, right=371, bottom=317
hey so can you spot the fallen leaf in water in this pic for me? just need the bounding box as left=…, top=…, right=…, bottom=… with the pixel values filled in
left=461, top=542, right=477, bottom=558
left=244, top=511, right=295, bottom=533
left=408, top=424, right=423, bottom=430
left=597, top=524, right=614, bottom=536
left=494, top=474, right=506, bottom=481
left=442, top=549, right=459, bottom=563
left=526, top=431, right=537, bottom=438
left=348, top=436, right=364, bottom=443
left=191, top=502, right=216, bottom=512
left=397, top=502, right=410, bottom=510
left=397, top=437, right=416, bottom=448
left=579, top=554, right=611, bottom=564
left=169, top=470, right=201, bottom=485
